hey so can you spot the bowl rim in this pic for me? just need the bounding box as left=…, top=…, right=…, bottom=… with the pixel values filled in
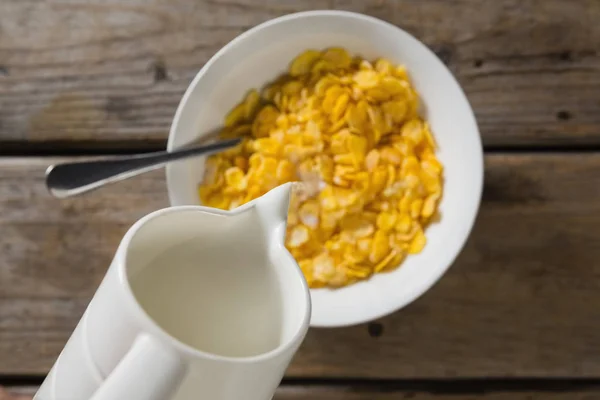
left=166, top=10, right=484, bottom=327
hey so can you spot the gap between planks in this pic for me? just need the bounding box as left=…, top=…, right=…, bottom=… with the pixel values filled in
left=5, top=380, right=600, bottom=400
left=4, top=143, right=600, bottom=157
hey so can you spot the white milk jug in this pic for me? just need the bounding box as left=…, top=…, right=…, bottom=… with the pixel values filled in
left=34, top=183, right=311, bottom=400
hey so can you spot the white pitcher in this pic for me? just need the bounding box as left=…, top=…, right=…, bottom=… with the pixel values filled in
left=34, top=183, right=311, bottom=400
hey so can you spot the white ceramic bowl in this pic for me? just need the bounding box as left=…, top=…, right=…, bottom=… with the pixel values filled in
left=166, top=11, right=483, bottom=328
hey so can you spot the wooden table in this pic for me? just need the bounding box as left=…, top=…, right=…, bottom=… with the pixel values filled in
left=1, top=0, right=600, bottom=398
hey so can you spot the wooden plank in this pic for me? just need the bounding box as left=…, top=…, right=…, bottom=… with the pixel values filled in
left=0, top=0, right=599, bottom=147
left=275, top=386, right=600, bottom=400
left=3, top=385, right=600, bottom=400
left=0, top=387, right=34, bottom=400
left=2, top=154, right=600, bottom=377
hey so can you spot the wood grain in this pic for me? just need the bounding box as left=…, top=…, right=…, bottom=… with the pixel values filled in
left=0, top=0, right=599, bottom=148
left=2, top=154, right=600, bottom=377
left=5, top=385, right=600, bottom=400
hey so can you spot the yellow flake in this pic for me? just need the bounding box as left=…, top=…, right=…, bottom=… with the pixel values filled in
left=224, top=167, right=247, bottom=191
left=386, top=164, right=397, bottom=188
left=334, top=187, right=359, bottom=208
left=340, top=215, right=375, bottom=238
left=244, top=184, right=262, bottom=204
left=374, top=58, right=393, bottom=74
left=315, top=154, right=334, bottom=182
left=359, top=60, right=374, bottom=70
left=205, top=192, right=231, bottom=210
left=403, top=174, right=420, bottom=190
left=422, top=158, right=443, bottom=176
left=374, top=250, right=398, bottom=273
left=353, top=70, right=379, bottom=89
left=244, top=89, right=261, bottom=120
left=287, top=225, right=310, bottom=248
left=199, top=185, right=213, bottom=204
left=328, top=266, right=350, bottom=287
left=401, top=119, right=424, bottom=144
left=314, top=75, right=338, bottom=96
left=421, top=193, right=440, bottom=219
left=229, top=195, right=244, bottom=210
left=276, top=159, right=296, bottom=183
left=346, top=100, right=369, bottom=133
left=376, top=211, right=398, bottom=232
left=331, top=93, right=350, bottom=123
left=382, top=100, right=408, bottom=124
left=311, top=59, right=335, bottom=75
left=225, top=102, right=246, bottom=127
left=394, top=65, right=409, bottom=80
left=333, top=153, right=357, bottom=166
left=401, top=156, right=420, bottom=176
left=252, top=138, right=281, bottom=156
left=396, top=190, right=409, bottom=213
left=344, top=245, right=367, bottom=264
left=423, top=122, right=437, bottom=149
left=298, top=200, right=320, bottom=229
left=380, top=76, right=408, bottom=96
left=395, top=213, right=412, bottom=234
left=283, top=81, right=304, bottom=97
left=234, top=156, right=248, bottom=171
left=248, top=152, right=264, bottom=170
left=366, top=87, right=392, bottom=102
left=347, top=134, right=368, bottom=157
left=345, top=263, right=372, bottom=278
left=392, top=139, right=414, bottom=156
left=202, top=156, right=223, bottom=186
left=367, top=106, right=390, bottom=138
left=330, top=129, right=351, bottom=154
left=289, top=49, right=322, bottom=77
left=380, top=147, right=402, bottom=165
left=321, top=209, right=345, bottom=232
left=318, top=185, right=337, bottom=207
left=369, top=230, right=390, bottom=264
left=322, top=85, right=347, bottom=114
left=365, top=149, right=380, bottom=172
left=312, top=252, right=336, bottom=281
left=371, top=166, right=388, bottom=195
left=262, top=83, right=280, bottom=102
left=409, top=198, right=423, bottom=219
left=252, top=105, right=279, bottom=138
left=322, top=47, right=352, bottom=69
left=298, top=259, right=315, bottom=286
left=409, top=227, right=426, bottom=254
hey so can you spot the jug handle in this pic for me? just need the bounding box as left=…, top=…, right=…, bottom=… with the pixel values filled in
left=90, top=334, right=186, bottom=400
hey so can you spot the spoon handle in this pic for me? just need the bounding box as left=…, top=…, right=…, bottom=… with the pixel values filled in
left=46, top=138, right=242, bottom=198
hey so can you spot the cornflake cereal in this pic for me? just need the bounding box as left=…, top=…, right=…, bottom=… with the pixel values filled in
left=198, top=48, right=443, bottom=288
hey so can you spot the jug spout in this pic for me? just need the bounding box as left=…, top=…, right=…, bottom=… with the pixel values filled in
left=252, top=182, right=293, bottom=232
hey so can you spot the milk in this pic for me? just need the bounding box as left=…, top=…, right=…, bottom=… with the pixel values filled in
left=130, top=230, right=284, bottom=358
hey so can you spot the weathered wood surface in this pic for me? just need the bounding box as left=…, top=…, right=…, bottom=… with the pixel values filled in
left=1, top=154, right=600, bottom=377
left=5, top=385, right=600, bottom=400
left=1, top=0, right=599, bottom=148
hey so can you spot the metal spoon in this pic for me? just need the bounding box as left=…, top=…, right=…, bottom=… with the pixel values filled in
left=46, top=137, right=242, bottom=198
